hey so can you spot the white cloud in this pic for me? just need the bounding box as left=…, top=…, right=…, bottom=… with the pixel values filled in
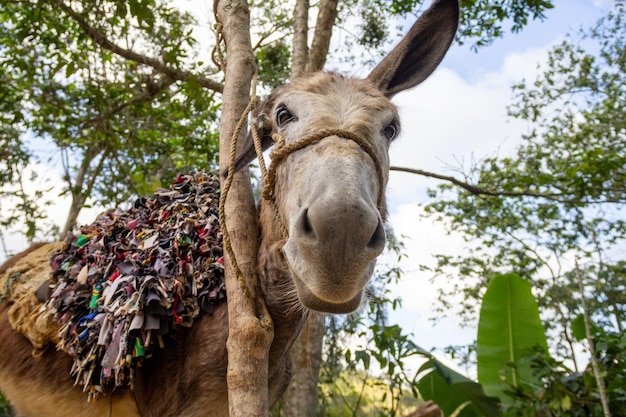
left=386, top=204, right=475, bottom=346
left=592, top=0, right=615, bottom=7
left=386, top=46, right=551, bottom=207
left=383, top=44, right=554, bottom=352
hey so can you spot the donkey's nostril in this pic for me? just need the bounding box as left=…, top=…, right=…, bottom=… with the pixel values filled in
left=367, top=218, right=386, bottom=251
left=298, top=208, right=316, bottom=238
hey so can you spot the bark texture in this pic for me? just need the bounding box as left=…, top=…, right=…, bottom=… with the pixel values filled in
left=291, top=0, right=309, bottom=79
left=216, top=1, right=274, bottom=416
left=305, top=0, right=338, bottom=72
left=61, top=147, right=105, bottom=236
left=278, top=312, right=325, bottom=417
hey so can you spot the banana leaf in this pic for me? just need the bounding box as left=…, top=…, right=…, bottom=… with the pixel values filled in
left=477, top=273, right=548, bottom=404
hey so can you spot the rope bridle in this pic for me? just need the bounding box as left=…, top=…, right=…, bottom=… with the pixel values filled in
left=262, top=129, right=386, bottom=212
left=248, top=107, right=386, bottom=240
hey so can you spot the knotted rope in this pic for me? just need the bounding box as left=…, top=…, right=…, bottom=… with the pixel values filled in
left=264, top=129, right=386, bottom=209
left=211, top=3, right=226, bottom=71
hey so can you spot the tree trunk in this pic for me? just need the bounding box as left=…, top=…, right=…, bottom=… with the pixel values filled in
left=291, top=0, right=309, bottom=79
left=61, top=196, right=84, bottom=238
left=216, top=1, right=274, bottom=416
left=305, top=0, right=338, bottom=72
left=60, top=147, right=105, bottom=237
left=279, top=312, right=325, bottom=417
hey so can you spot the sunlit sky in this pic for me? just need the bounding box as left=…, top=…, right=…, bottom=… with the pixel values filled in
left=1, top=0, right=615, bottom=374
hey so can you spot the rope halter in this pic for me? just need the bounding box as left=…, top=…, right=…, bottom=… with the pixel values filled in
left=261, top=128, right=386, bottom=211
left=222, top=96, right=387, bottom=242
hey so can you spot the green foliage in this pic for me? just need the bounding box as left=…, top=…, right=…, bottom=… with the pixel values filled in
left=412, top=271, right=624, bottom=417
left=420, top=11, right=626, bottom=416
left=0, top=391, right=10, bottom=417
left=425, top=6, right=626, bottom=364
left=319, top=227, right=420, bottom=417
left=484, top=302, right=626, bottom=417
left=0, top=0, right=221, bottom=239
left=502, top=331, right=626, bottom=417
left=318, top=371, right=422, bottom=417
left=417, top=359, right=500, bottom=417
left=355, top=0, right=555, bottom=50
left=256, top=42, right=291, bottom=90
left=459, top=0, right=554, bottom=49
left=477, top=274, right=548, bottom=402
left=471, top=273, right=625, bottom=416
left=357, top=0, right=390, bottom=49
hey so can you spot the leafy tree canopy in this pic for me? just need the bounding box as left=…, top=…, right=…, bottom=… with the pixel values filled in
left=0, top=0, right=223, bottom=242
left=0, top=0, right=561, bottom=246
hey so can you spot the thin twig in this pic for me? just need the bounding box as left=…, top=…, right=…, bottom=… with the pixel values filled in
left=575, top=260, right=612, bottom=417
left=390, top=165, right=624, bottom=204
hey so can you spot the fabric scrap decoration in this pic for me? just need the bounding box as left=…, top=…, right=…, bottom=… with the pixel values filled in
left=44, top=172, right=226, bottom=400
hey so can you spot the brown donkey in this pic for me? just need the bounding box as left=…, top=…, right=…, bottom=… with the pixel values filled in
left=0, top=0, right=459, bottom=415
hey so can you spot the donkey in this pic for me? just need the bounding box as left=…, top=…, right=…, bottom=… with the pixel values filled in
left=0, top=0, right=459, bottom=415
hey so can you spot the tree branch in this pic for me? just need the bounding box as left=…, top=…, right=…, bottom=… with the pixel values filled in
left=305, top=0, right=338, bottom=72
left=291, top=0, right=309, bottom=78
left=390, top=166, right=625, bottom=204
left=53, top=0, right=224, bottom=93
left=81, top=76, right=176, bottom=130
left=252, top=23, right=290, bottom=51
left=216, top=0, right=273, bottom=415
left=575, top=262, right=612, bottom=417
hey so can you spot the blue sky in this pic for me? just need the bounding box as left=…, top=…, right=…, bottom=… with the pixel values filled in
left=447, top=0, right=610, bottom=81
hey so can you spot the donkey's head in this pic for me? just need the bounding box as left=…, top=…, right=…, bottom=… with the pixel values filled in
left=237, top=0, right=459, bottom=314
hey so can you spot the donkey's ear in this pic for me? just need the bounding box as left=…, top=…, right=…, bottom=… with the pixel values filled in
left=367, top=0, right=459, bottom=97
left=221, top=113, right=273, bottom=178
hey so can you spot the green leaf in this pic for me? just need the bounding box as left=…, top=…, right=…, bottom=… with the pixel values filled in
left=355, top=350, right=370, bottom=370
left=477, top=273, right=549, bottom=403
left=65, top=61, right=76, bottom=77
left=417, top=359, right=501, bottom=417
left=571, top=314, right=587, bottom=341
left=571, top=313, right=602, bottom=342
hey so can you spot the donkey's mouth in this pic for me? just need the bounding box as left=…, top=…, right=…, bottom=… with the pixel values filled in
left=290, top=270, right=364, bottom=314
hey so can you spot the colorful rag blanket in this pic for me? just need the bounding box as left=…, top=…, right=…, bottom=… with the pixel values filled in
left=44, top=172, right=226, bottom=399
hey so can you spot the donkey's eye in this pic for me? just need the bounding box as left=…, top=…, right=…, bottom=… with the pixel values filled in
left=276, top=106, right=296, bottom=127
left=382, top=122, right=398, bottom=141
